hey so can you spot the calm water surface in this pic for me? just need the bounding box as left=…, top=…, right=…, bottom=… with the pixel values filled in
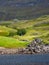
left=0, top=54, right=49, bottom=65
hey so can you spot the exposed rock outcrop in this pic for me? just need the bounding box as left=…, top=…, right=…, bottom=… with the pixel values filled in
left=25, top=38, right=49, bottom=54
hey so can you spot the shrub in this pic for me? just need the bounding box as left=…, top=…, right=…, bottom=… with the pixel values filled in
left=17, top=29, right=26, bottom=36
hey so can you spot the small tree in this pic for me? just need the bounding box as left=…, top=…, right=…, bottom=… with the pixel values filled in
left=17, top=29, right=26, bottom=36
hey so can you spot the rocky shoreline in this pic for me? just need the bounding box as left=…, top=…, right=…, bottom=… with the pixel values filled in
left=0, top=38, right=49, bottom=55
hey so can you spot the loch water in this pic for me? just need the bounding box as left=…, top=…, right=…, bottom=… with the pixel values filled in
left=0, top=54, right=49, bottom=65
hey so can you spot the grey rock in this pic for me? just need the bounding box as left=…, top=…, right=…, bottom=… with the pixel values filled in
left=26, top=38, right=49, bottom=54
left=35, top=38, right=42, bottom=44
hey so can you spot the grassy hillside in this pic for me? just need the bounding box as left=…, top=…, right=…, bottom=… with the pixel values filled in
left=0, top=36, right=28, bottom=48
left=0, top=15, right=49, bottom=48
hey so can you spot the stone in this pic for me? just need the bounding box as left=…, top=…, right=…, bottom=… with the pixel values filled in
left=35, top=38, right=42, bottom=44
left=43, top=46, right=49, bottom=52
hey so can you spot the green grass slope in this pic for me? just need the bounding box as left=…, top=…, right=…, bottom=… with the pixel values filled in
left=12, top=15, right=49, bottom=44
left=0, top=15, right=49, bottom=48
left=0, top=36, right=28, bottom=48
